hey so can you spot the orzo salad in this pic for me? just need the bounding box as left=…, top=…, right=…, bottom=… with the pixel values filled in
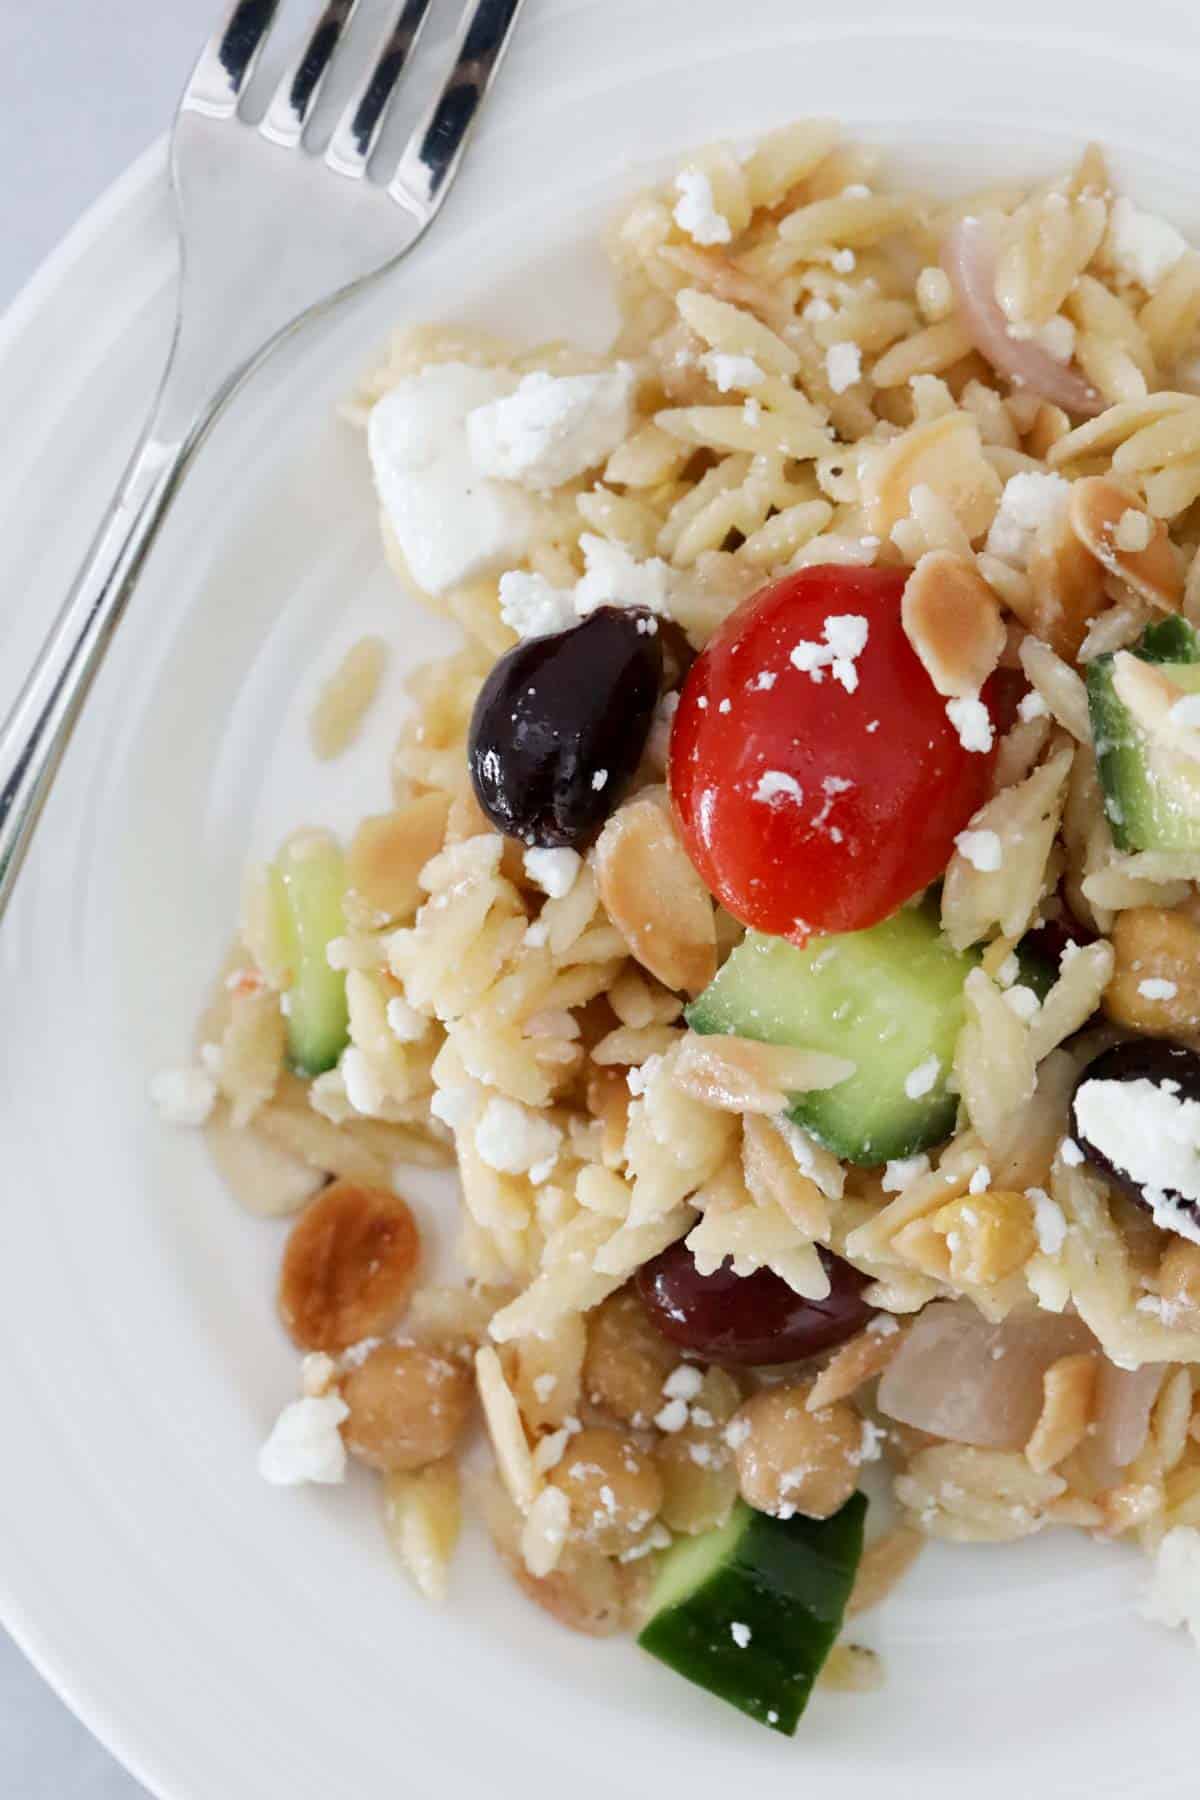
left=154, top=120, right=1200, bottom=1733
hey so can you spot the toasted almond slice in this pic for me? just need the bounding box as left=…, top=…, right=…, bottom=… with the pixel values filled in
left=1022, top=506, right=1109, bottom=662
left=901, top=551, right=1006, bottom=698
left=673, top=1031, right=855, bottom=1114
left=860, top=412, right=1002, bottom=542
left=1112, top=651, right=1200, bottom=763
left=1025, top=1353, right=1097, bottom=1472
left=806, top=1322, right=907, bottom=1411
left=1069, top=476, right=1183, bottom=613
left=593, top=793, right=717, bottom=996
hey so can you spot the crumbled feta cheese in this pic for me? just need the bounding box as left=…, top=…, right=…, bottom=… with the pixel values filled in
left=655, top=1397, right=691, bottom=1433
left=831, top=248, right=856, bottom=273
left=724, top=1416, right=752, bottom=1449
left=955, top=827, right=1002, bottom=872
left=802, top=296, right=835, bottom=323
left=868, top=1313, right=900, bottom=1337
left=1018, top=689, right=1049, bottom=722
left=1106, top=196, right=1189, bottom=292
left=663, top=1365, right=704, bottom=1402
left=1114, top=507, right=1153, bottom=553
left=858, top=1419, right=886, bottom=1463
left=523, top=845, right=582, bottom=899
left=626, top=1054, right=663, bottom=1099
left=1139, top=977, right=1179, bottom=1001
left=984, top=471, right=1072, bottom=569
left=673, top=167, right=732, bottom=245
left=149, top=1066, right=217, bottom=1127
left=1073, top=1076, right=1200, bottom=1242
left=1140, top=1526, right=1200, bottom=1645
left=574, top=533, right=676, bottom=618
left=701, top=351, right=765, bottom=392
left=882, top=1153, right=931, bottom=1193
left=1003, top=984, right=1041, bottom=1023
left=825, top=341, right=862, bottom=394
left=1027, top=1187, right=1068, bottom=1257
left=968, top=1164, right=992, bottom=1196
left=730, top=1621, right=753, bottom=1649
left=1007, top=314, right=1076, bottom=363
left=368, top=364, right=536, bottom=596
left=532, top=1373, right=559, bottom=1404
left=743, top=397, right=763, bottom=427
left=474, top=1096, right=563, bottom=1178
left=945, top=693, right=994, bottom=754
left=467, top=366, right=636, bottom=490
left=754, top=770, right=805, bottom=806
left=904, top=1055, right=940, bottom=1100
left=790, top=613, right=869, bottom=691
left=498, top=569, right=576, bottom=639
left=1059, top=1137, right=1085, bottom=1167
left=341, top=1045, right=386, bottom=1118
left=385, top=995, right=428, bottom=1043
left=258, top=1394, right=349, bottom=1486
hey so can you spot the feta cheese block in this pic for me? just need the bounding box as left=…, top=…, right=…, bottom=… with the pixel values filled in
left=367, top=363, right=538, bottom=596
left=467, top=366, right=636, bottom=490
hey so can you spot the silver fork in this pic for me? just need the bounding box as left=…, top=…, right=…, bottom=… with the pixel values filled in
left=0, top=0, right=526, bottom=917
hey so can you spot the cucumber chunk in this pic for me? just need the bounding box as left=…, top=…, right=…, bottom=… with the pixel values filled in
left=1088, top=618, right=1200, bottom=853
left=275, top=831, right=350, bottom=1076
left=686, top=905, right=974, bottom=1164
left=638, top=1495, right=867, bottom=1734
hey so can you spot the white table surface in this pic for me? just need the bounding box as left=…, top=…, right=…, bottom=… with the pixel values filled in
left=1, top=5, right=215, bottom=1794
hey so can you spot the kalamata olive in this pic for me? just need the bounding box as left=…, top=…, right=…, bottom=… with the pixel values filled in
left=635, top=1241, right=874, bottom=1366
left=1071, top=1038, right=1200, bottom=1240
left=468, top=606, right=662, bottom=850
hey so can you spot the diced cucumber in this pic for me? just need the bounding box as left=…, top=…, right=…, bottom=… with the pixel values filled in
left=686, top=905, right=974, bottom=1165
left=1087, top=618, right=1200, bottom=853
left=638, top=1495, right=866, bottom=1735
left=275, top=831, right=350, bottom=1076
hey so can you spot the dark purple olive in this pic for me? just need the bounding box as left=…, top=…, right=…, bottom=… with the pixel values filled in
left=468, top=606, right=663, bottom=850
left=1071, top=1038, right=1200, bottom=1235
left=635, top=1241, right=874, bottom=1367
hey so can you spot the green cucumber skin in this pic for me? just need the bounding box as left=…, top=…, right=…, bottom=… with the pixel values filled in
left=686, top=907, right=974, bottom=1165
left=638, top=1496, right=867, bottom=1735
left=275, top=836, right=350, bottom=1077
left=1087, top=639, right=1200, bottom=855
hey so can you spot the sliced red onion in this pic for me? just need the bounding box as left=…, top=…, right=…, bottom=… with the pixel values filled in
left=942, top=218, right=1105, bottom=418
left=876, top=1299, right=1094, bottom=1449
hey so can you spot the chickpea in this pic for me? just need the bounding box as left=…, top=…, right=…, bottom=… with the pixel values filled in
left=731, top=1385, right=861, bottom=1521
left=341, top=1344, right=473, bottom=1472
left=1105, top=908, right=1200, bottom=1037
left=583, top=1286, right=679, bottom=1426
left=279, top=1180, right=420, bottom=1352
left=656, top=1366, right=744, bottom=1534
left=548, top=1426, right=664, bottom=1555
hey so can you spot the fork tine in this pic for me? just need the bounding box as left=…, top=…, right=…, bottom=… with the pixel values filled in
left=325, top=0, right=437, bottom=179
left=183, top=0, right=283, bottom=120
left=260, top=0, right=361, bottom=147
left=387, top=0, right=527, bottom=219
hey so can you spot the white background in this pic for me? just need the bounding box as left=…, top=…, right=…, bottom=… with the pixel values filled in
left=1, top=8, right=211, bottom=1794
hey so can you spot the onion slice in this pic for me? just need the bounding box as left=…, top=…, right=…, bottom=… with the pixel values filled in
left=942, top=218, right=1105, bottom=418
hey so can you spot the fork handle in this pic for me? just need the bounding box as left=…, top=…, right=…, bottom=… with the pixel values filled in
left=0, top=429, right=190, bottom=917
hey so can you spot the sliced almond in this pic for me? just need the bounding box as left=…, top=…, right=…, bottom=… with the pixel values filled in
left=1024, top=1353, right=1097, bottom=1473
left=673, top=1030, right=854, bottom=1115
left=860, top=412, right=1002, bottom=542
left=1069, top=476, right=1183, bottom=613
left=1112, top=651, right=1200, bottom=763
left=593, top=794, right=717, bottom=996
left=901, top=551, right=1006, bottom=698
left=344, top=795, right=452, bottom=929
left=1022, top=506, right=1109, bottom=662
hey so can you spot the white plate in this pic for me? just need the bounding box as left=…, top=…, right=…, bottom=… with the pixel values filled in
left=4, top=1, right=1200, bottom=1794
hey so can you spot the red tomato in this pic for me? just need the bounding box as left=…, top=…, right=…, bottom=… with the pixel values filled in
left=669, top=565, right=997, bottom=939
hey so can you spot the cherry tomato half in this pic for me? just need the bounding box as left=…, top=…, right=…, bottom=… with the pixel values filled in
left=669, top=565, right=997, bottom=939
